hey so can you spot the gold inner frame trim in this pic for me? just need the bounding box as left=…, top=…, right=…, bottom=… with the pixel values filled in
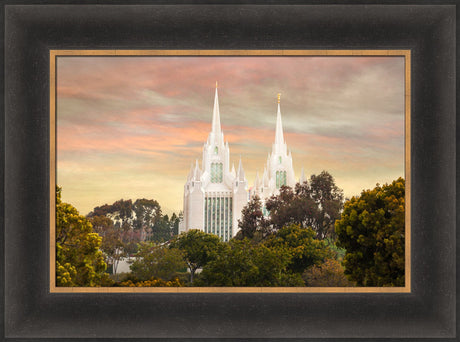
left=50, top=49, right=411, bottom=293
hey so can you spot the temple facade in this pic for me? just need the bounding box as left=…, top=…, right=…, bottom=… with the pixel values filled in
left=179, top=85, right=248, bottom=241
left=250, top=93, right=298, bottom=205
left=179, top=87, right=302, bottom=240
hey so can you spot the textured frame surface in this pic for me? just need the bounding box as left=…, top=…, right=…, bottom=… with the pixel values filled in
left=3, top=3, right=456, bottom=340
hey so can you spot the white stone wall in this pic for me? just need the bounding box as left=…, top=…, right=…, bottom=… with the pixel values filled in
left=187, top=182, right=204, bottom=230
left=114, top=257, right=134, bottom=274
left=232, top=184, right=248, bottom=237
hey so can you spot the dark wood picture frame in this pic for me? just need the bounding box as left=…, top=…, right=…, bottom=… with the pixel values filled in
left=2, top=2, right=456, bottom=340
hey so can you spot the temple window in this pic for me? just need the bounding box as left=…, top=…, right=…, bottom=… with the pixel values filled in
left=211, top=162, right=223, bottom=183
left=276, top=170, right=287, bottom=188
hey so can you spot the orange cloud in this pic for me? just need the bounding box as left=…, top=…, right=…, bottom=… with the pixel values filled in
left=57, top=56, right=405, bottom=215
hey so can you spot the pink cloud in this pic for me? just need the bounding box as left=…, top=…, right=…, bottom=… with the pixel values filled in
left=57, top=56, right=405, bottom=214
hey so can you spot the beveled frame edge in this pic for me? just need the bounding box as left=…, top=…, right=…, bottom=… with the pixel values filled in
left=49, top=49, right=411, bottom=294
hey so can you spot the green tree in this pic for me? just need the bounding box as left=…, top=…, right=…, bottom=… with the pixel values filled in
left=309, top=171, right=344, bottom=240
left=133, top=198, right=162, bottom=239
left=169, top=230, right=222, bottom=284
left=151, top=214, right=173, bottom=242
left=303, top=258, right=356, bottom=287
left=88, top=199, right=134, bottom=242
left=56, top=186, right=111, bottom=287
left=235, top=195, right=269, bottom=241
left=198, top=239, right=303, bottom=286
left=101, top=229, right=126, bottom=277
left=170, top=212, right=181, bottom=236
left=265, top=184, right=317, bottom=233
left=113, top=199, right=134, bottom=223
left=265, top=171, right=343, bottom=240
left=335, top=178, right=405, bottom=286
left=88, top=215, right=126, bottom=276
left=88, top=198, right=179, bottom=244
left=89, top=215, right=113, bottom=236
left=129, top=242, right=186, bottom=281
left=124, top=241, right=139, bottom=256
left=264, top=224, right=334, bottom=274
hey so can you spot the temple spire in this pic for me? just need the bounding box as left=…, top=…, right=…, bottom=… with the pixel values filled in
left=237, top=156, right=245, bottom=181
left=193, top=159, right=201, bottom=180
left=211, top=82, right=222, bottom=136
left=300, top=167, right=306, bottom=184
left=275, top=93, right=284, bottom=146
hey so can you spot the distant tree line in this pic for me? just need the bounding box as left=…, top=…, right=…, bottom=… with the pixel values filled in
left=88, top=198, right=180, bottom=244
left=55, top=172, right=405, bottom=288
left=237, top=170, right=344, bottom=242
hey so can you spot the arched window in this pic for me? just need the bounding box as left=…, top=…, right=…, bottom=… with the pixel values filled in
left=279, top=156, right=282, bottom=164
left=211, top=163, right=223, bottom=183
left=276, top=170, right=287, bottom=188
left=214, top=146, right=218, bottom=154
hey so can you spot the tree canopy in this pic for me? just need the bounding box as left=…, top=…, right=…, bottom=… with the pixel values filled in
left=335, top=177, right=405, bottom=286
left=129, top=242, right=186, bottom=281
left=265, top=224, right=335, bottom=274
left=197, top=239, right=304, bottom=287
left=235, top=195, right=268, bottom=241
left=303, top=258, right=356, bottom=287
left=169, top=230, right=223, bottom=283
left=265, top=171, right=344, bottom=240
left=56, top=186, right=111, bottom=287
left=54, top=172, right=405, bottom=288
left=87, top=198, right=180, bottom=244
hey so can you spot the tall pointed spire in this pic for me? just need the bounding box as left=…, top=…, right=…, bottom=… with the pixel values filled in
left=193, top=159, right=201, bottom=180
left=275, top=93, right=284, bottom=146
left=187, top=162, right=194, bottom=181
left=237, top=156, right=245, bottom=181
left=300, top=167, right=306, bottom=184
left=254, top=171, right=260, bottom=190
left=211, top=82, right=222, bottom=136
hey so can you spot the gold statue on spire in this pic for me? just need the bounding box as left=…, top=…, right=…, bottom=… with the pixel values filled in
left=216, top=81, right=218, bottom=88
left=277, top=93, right=281, bottom=104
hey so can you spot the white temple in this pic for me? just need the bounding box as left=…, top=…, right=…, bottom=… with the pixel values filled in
left=179, top=87, right=302, bottom=240
left=250, top=93, right=297, bottom=204
left=179, top=83, right=248, bottom=241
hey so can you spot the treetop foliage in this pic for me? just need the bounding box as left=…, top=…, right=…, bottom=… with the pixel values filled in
left=56, top=173, right=405, bottom=288
left=303, top=258, right=356, bottom=287
left=129, top=242, right=186, bottom=281
left=56, top=186, right=111, bottom=287
left=169, top=230, right=223, bottom=283
left=235, top=195, right=269, bottom=242
left=335, top=177, right=405, bottom=286
left=264, top=170, right=344, bottom=240
left=265, top=224, right=335, bottom=274
left=197, top=238, right=304, bottom=287
left=87, top=198, right=180, bottom=245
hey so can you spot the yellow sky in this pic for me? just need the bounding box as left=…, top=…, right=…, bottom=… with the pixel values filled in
left=57, top=56, right=405, bottom=215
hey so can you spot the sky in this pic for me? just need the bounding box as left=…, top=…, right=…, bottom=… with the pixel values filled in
left=57, top=56, right=405, bottom=216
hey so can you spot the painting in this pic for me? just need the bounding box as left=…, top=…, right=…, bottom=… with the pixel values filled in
left=51, top=50, right=410, bottom=292
left=5, top=3, right=456, bottom=339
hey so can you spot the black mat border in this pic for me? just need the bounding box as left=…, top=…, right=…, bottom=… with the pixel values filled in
left=3, top=2, right=457, bottom=340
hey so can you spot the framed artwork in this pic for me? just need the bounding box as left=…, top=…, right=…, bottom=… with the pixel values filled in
left=50, top=49, right=410, bottom=293
left=3, top=2, right=456, bottom=340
